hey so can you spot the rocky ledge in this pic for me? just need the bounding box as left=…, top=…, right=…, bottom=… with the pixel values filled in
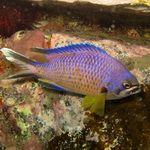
left=29, top=0, right=150, bottom=28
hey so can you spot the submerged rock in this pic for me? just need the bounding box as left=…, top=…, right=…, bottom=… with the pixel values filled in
left=0, top=26, right=150, bottom=149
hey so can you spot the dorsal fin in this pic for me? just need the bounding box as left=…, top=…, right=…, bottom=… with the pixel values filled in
left=31, top=43, right=107, bottom=55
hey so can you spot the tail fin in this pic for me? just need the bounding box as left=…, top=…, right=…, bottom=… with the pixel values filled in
left=0, top=48, right=37, bottom=79
left=1, top=48, right=35, bottom=65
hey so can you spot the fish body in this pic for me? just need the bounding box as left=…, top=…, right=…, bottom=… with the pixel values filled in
left=0, top=43, right=140, bottom=100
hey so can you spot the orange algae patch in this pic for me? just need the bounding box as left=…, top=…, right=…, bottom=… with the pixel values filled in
left=0, top=98, right=4, bottom=108
left=0, top=58, right=6, bottom=74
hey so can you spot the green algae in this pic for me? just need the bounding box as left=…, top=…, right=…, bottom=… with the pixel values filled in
left=16, top=120, right=30, bottom=138
left=17, top=107, right=32, bottom=118
left=133, top=55, right=150, bottom=69
left=14, top=107, right=32, bottom=140
left=120, top=55, right=150, bottom=71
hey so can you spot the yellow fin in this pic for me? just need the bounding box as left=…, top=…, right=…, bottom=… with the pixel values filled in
left=81, top=93, right=106, bottom=116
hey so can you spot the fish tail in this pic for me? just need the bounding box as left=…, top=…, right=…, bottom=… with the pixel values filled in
left=0, top=48, right=37, bottom=79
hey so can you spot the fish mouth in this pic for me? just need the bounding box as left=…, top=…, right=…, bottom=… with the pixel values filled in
left=106, top=85, right=141, bottom=100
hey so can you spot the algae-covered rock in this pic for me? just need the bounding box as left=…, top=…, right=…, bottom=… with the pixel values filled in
left=0, top=21, right=150, bottom=149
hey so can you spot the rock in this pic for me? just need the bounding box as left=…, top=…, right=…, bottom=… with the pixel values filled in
left=29, top=0, right=150, bottom=28
left=29, top=0, right=150, bottom=6
left=0, top=19, right=149, bottom=149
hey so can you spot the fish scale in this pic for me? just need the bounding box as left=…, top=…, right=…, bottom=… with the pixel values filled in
left=38, top=52, right=107, bottom=95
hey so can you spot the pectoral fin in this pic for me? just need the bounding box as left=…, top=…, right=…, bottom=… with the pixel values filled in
left=81, top=93, right=106, bottom=116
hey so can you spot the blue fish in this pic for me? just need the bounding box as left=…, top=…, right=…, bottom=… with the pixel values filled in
left=0, top=43, right=141, bottom=115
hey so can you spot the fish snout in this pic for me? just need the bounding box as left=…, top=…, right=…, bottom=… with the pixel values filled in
left=128, top=85, right=141, bottom=95
left=106, top=85, right=141, bottom=100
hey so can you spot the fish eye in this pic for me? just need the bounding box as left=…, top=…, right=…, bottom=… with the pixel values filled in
left=122, top=82, right=131, bottom=89
left=19, top=30, right=26, bottom=35
left=16, top=30, right=26, bottom=40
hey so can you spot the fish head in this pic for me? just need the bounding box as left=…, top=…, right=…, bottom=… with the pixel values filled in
left=106, top=71, right=141, bottom=100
